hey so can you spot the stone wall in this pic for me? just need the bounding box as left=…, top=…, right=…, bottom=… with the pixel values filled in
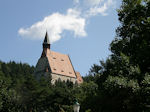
left=51, top=73, right=77, bottom=84
left=35, top=57, right=77, bottom=84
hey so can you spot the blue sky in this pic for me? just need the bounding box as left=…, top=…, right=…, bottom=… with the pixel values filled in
left=0, top=0, right=121, bottom=76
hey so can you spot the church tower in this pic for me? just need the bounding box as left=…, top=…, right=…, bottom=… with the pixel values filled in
left=35, top=32, right=51, bottom=80
left=41, top=32, right=50, bottom=58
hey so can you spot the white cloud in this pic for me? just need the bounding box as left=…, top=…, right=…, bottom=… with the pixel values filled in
left=85, top=0, right=115, bottom=17
left=74, top=0, right=116, bottom=17
left=74, top=0, right=79, bottom=4
left=85, top=0, right=104, bottom=6
left=19, top=0, right=116, bottom=43
left=18, top=9, right=86, bottom=43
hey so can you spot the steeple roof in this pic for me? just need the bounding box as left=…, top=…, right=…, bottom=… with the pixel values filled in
left=43, top=32, right=50, bottom=44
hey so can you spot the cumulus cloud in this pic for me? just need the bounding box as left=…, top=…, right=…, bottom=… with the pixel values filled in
left=18, top=0, right=116, bottom=43
left=18, top=9, right=86, bottom=43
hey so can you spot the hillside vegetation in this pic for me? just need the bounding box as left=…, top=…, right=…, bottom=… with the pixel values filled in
left=0, top=0, right=150, bottom=111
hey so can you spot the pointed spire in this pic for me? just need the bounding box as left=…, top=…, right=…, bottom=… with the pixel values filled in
left=43, top=32, right=50, bottom=49
left=43, top=31, right=50, bottom=44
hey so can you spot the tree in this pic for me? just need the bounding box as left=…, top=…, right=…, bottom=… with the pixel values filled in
left=111, top=0, right=150, bottom=74
left=85, top=0, right=150, bottom=111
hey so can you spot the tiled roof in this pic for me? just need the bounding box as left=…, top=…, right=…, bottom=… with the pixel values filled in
left=43, top=48, right=76, bottom=78
left=76, top=72, right=83, bottom=84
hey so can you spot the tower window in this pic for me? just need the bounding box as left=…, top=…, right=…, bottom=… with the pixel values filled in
left=53, top=57, right=56, bottom=59
left=53, top=68, right=56, bottom=70
left=69, top=72, right=72, bottom=74
left=61, top=70, right=64, bottom=72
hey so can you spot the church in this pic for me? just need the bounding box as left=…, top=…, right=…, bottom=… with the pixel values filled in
left=34, top=32, right=83, bottom=84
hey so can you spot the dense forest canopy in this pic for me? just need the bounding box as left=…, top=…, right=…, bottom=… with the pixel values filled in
left=0, top=0, right=150, bottom=112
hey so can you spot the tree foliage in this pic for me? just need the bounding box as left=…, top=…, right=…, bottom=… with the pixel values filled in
left=0, top=0, right=150, bottom=111
left=84, top=0, right=150, bottom=111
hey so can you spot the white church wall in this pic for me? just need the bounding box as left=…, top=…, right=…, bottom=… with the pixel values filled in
left=51, top=73, right=77, bottom=84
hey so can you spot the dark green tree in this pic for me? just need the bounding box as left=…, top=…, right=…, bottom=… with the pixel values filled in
left=111, top=0, right=150, bottom=74
left=82, top=0, right=150, bottom=112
